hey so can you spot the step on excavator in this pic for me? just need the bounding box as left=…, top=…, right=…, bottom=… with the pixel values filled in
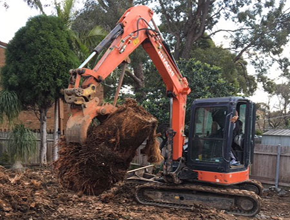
left=63, top=5, right=262, bottom=217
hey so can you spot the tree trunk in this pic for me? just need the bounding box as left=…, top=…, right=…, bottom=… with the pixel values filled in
left=53, top=99, right=59, bottom=161
left=132, top=62, right=146, bottom=102
left=40, top=108, right=48, bottom=165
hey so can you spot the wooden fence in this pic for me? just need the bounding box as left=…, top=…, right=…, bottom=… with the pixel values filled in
left=251, top=144, right=290, bottom=187
left=0, top=132, right=55, bottom=165
left=1, top=131, right=290, bottom=187
left=0, top=131, right=149, bottom=166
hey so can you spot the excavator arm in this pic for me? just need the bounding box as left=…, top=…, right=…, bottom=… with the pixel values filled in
left=64, top=5, right=190, bottom=162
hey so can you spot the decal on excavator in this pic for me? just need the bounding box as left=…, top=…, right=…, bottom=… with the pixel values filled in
left=158, top=50, right=175, bottom=77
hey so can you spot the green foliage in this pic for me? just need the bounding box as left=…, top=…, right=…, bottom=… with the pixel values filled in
left=72, top=0, right=133, bottom=32
left=179, top=59, right=238, bottom=99
left=3, top=0, right=46, bottom=14
left=191, top=38, right=257, bottom=96
left=0, top=151, right=10, bottom=165
left=257, top=73, right=277, bottom=94
left=55, top=0, right=75, bottom=27
left=141, top=59, right=237, bottom=126
left=71, top=25, right=108, bottom=62
left=2, top=15, right=79, bottom=110
left=7, top=124, right=37, bottom=162
left=24, top=0, right=44, bottom=13
left=224, top=0, right=290, bottom=78
left=0, top=90, right=21, bottom=123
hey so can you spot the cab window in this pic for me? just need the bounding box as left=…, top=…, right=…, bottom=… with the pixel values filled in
left=190, top=106, right=227, bottom=163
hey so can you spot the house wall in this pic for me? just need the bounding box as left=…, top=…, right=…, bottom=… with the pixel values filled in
left=0, top=41, right=7, bottom=67
left=262, top=136, right=290, bottom=147
left=0, top=100, right=71, bottom=134
left=0, top=41, right=7, bottom=91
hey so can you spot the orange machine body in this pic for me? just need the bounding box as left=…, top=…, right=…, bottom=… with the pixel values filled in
left=195, top=168, right=250, bottom=185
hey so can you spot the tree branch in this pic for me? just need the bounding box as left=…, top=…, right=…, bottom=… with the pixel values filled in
left=207, top=27, right=252, bottom=38
left=125, top=70, right=142, bottom=86
left=234, top=42, right=253, bottom=62
left=158, top=0, right=178, bottom=34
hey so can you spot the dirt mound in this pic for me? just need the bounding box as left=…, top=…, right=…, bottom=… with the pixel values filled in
left=0, top=167, right=58, bottom=219
left=0, top=166, right=230, bottom=220
left=0, top=166, right=289, bottom=219
left=55, top=99, right=163, bottom=195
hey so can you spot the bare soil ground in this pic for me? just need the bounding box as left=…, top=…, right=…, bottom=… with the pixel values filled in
left=0, top=166, right=289, bottom=220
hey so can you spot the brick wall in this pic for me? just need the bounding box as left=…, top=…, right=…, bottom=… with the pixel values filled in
left=0, top=100, right=71, bottom=134
left=0, top=41, right=7, bottom=68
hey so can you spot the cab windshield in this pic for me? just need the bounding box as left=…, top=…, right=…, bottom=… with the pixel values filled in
left=190, top=106, right=227, bottom=163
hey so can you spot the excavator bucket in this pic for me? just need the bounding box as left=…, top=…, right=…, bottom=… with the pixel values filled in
left=65, top=113, right=93, bottom=145
left=65, top=95, right=100, bottom=144
left=64, top=94, right=118, bottom=145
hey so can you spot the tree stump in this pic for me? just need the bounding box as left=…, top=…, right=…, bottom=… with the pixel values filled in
left=55, top=99, right=163, bottom=195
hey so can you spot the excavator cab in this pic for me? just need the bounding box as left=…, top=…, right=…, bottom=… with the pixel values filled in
left=186, top=97, right=256, bottom=185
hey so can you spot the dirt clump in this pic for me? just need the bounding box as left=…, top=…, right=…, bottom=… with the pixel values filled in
left=55, top=99, right=163, bottom=195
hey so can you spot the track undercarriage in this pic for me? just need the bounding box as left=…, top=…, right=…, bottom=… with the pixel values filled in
left=127, top=166, right=262, bottom=217
left=135, top=182, right=261, bottom=217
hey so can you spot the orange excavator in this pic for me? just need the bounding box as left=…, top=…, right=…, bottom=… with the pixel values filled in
left=63, top=5, right=262, bottom=217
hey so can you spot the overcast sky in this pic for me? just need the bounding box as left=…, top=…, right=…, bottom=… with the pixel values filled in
left=0, top=1, right=288, bottom=108
left=0, top=1, right=40, bottom=43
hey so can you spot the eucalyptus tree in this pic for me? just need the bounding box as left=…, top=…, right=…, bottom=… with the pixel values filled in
left=0, top=0, right=44, bottom=12
left=190, top=37, right=257, bottom=96
left=136, top=0, right=290, bottom=93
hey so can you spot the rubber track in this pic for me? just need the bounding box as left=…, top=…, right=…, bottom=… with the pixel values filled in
left=135, top=183, right=261, bottom=217
left=242, top=179, right=263, bottom=195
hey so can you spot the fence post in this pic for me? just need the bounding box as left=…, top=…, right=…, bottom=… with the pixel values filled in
left=275, top=144, right=282, bottom=189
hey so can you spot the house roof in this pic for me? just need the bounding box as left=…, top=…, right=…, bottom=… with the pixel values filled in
left=0, top=41, right=7, bottom=49
left=263, top=129, right=290, bottom=136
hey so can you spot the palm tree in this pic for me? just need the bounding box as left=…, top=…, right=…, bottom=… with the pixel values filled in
left=0, top=90, right=37, bottom=168
left=54, top=0, right=75, bottom=27
left=0, top=90, right=21, bottom=124
left=8, top=124, right=37, bottom=169
left=54, top=0, right=107, bottom=60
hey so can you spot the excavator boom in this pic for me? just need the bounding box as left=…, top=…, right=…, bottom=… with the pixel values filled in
left=64, top=5, right=190, bottom=161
